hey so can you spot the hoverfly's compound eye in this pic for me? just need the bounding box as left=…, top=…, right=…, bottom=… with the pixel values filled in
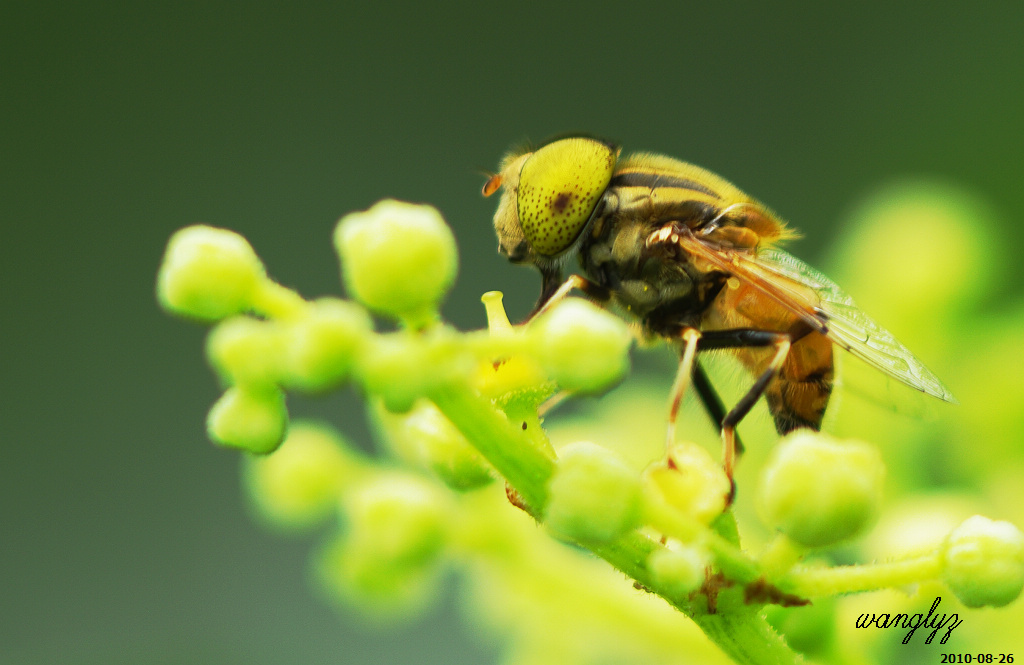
left=516, top=137, right=617, bottom=257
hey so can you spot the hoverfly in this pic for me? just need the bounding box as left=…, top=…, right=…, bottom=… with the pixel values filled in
left=483, top=135, right=955, bottom=487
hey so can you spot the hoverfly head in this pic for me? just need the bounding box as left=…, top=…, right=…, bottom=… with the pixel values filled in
left=484, top=149, right=533, bottom=265
left=485, top=136, right=619, bottom=269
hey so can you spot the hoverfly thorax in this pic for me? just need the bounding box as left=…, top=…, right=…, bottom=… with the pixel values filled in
left=484, top=137, right=619, bottom=271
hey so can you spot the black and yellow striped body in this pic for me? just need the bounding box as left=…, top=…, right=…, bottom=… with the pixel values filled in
left=488, top=136, right=953, bottom=468
left=485, top=139, right=837, bottom=438
left=577, top=153, right=834, bottom=434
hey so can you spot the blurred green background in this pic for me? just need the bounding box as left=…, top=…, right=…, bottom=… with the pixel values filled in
left=3, top=3, right=1024, bottom=663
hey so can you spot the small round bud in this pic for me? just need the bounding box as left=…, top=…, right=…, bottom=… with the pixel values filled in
left=355, top=329, right=472, bottom=413
left=648, top=545, right=707, bottom=598
left=757, top=431, right=884, bottom=548
left=206, top=316, right=286, bottom=388
left=545, top=441, right=642, bottom=545
left=474, top=355, right=553, bottom=406
left=157, top=225, right=266, bottom=321
left=282, top=298, right=372, bottom=392
left=334, top=200, right=457, bottom=328
left=354, top=333, right=429, bottom=413
left=244, top=423, right=363, bottom=529
left=643, top=443, right=731, bottom=525
left=206, top=386, right=288, bottom=454
left=316, top=531, right=437, bottom=619
left=832, top=183, right=995, bottom=326
left=941, top=515, right=1024, bottom=608
left=344, top=473, right=449, bottom=568
left=472, top=290, right=556, bottom=407
left=374, top=400, right=493, bottom=491
left=527, top=299, right=632, bottom=393
left=318, top=475, right=448, bottom=615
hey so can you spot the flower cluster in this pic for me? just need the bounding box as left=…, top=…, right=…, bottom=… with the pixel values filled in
left=158, top=197, right=1024, bottom=665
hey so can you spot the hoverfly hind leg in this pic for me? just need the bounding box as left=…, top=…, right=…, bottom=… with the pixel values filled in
left=720, top=334, right=791, bottom=492
left=692, top=360, right=744, bottom=456
left=692, top=360, right=743, bottom=507
left=696, top=329, right=793, bottom=505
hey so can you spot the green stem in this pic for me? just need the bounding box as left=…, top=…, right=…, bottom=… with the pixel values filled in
left=428, top=381, right=802, bottom=665
left=695, top=611, right=806, bottom=665
left=785, top=553, right=942, bottom=597
left=428, top=382, right=555, bottom=513
left=252, top=279, right=308, bottom=319
left=592, top=531, right=803, bottom=665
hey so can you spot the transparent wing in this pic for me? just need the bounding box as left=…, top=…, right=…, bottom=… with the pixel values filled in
left=752, top=248, right=957, bottom=403
left=671, top=232, right=955, bottom=403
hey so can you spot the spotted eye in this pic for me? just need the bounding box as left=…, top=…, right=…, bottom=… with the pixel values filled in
left=516, top=137, right=617, bottom=257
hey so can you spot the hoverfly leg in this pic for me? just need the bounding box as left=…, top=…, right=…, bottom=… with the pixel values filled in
left=531, top=267, right=566, bottom=318
left=720, top=335, right=792, bottom=485
left=666, top=327, right=701, bottom=448
left=692, top=360, right=744, bottom=456
left=530, top=275, right=611, bottom=418
left=695, top=329, right=793, bottom=504
left=529, top=274, right=610, bottom=320
left=538, top=389, right=571, bottom=417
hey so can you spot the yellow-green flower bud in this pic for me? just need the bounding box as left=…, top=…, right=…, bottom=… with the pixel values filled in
left=374, top=400, right=493, bottom=491
left=941, top=515, right=1024, bottom=608
left=206, top=315, right=286, bottom=388
left=206, top=386, right=288, bottom=454
left=527, top=299, right=632, bottom=393
left=355, top=329, right=472, bottom=414
left=643, top=443, right=731, bottom=525
left=354, top=333, right=429, bottom=413
left=315, top=473, right=449, bottom=617
left=545, top=441, right=642, bottom=545
left=316, top=531, right=437, bottom=619
left=344, top=473, right=449, bottom=568
left=474, top=354, right=553, bottom=407
left=244, top=423, right=363, bottom=529
left=157, top=225, right=266, bottom=321
left=334, top=200, right=457, bottom=329
left=757, top=431, right=884, bottom=548
left=474, top=291, right=554, bottom=407
left=648, top=545, right=707, bottom=598
left=282, top=298, right=372, bottom=392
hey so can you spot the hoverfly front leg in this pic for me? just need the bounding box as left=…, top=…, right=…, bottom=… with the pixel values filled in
left=529, top=273, right=612, bottom=417
left=531, top=267, right=566, bottom=318
left=529, top=272, right=611, bottom=320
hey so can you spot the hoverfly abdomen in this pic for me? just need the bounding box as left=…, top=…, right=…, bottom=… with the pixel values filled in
left=700, top=269, right=834, bottom=435
left=765, top=332, right=836, bottom=433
